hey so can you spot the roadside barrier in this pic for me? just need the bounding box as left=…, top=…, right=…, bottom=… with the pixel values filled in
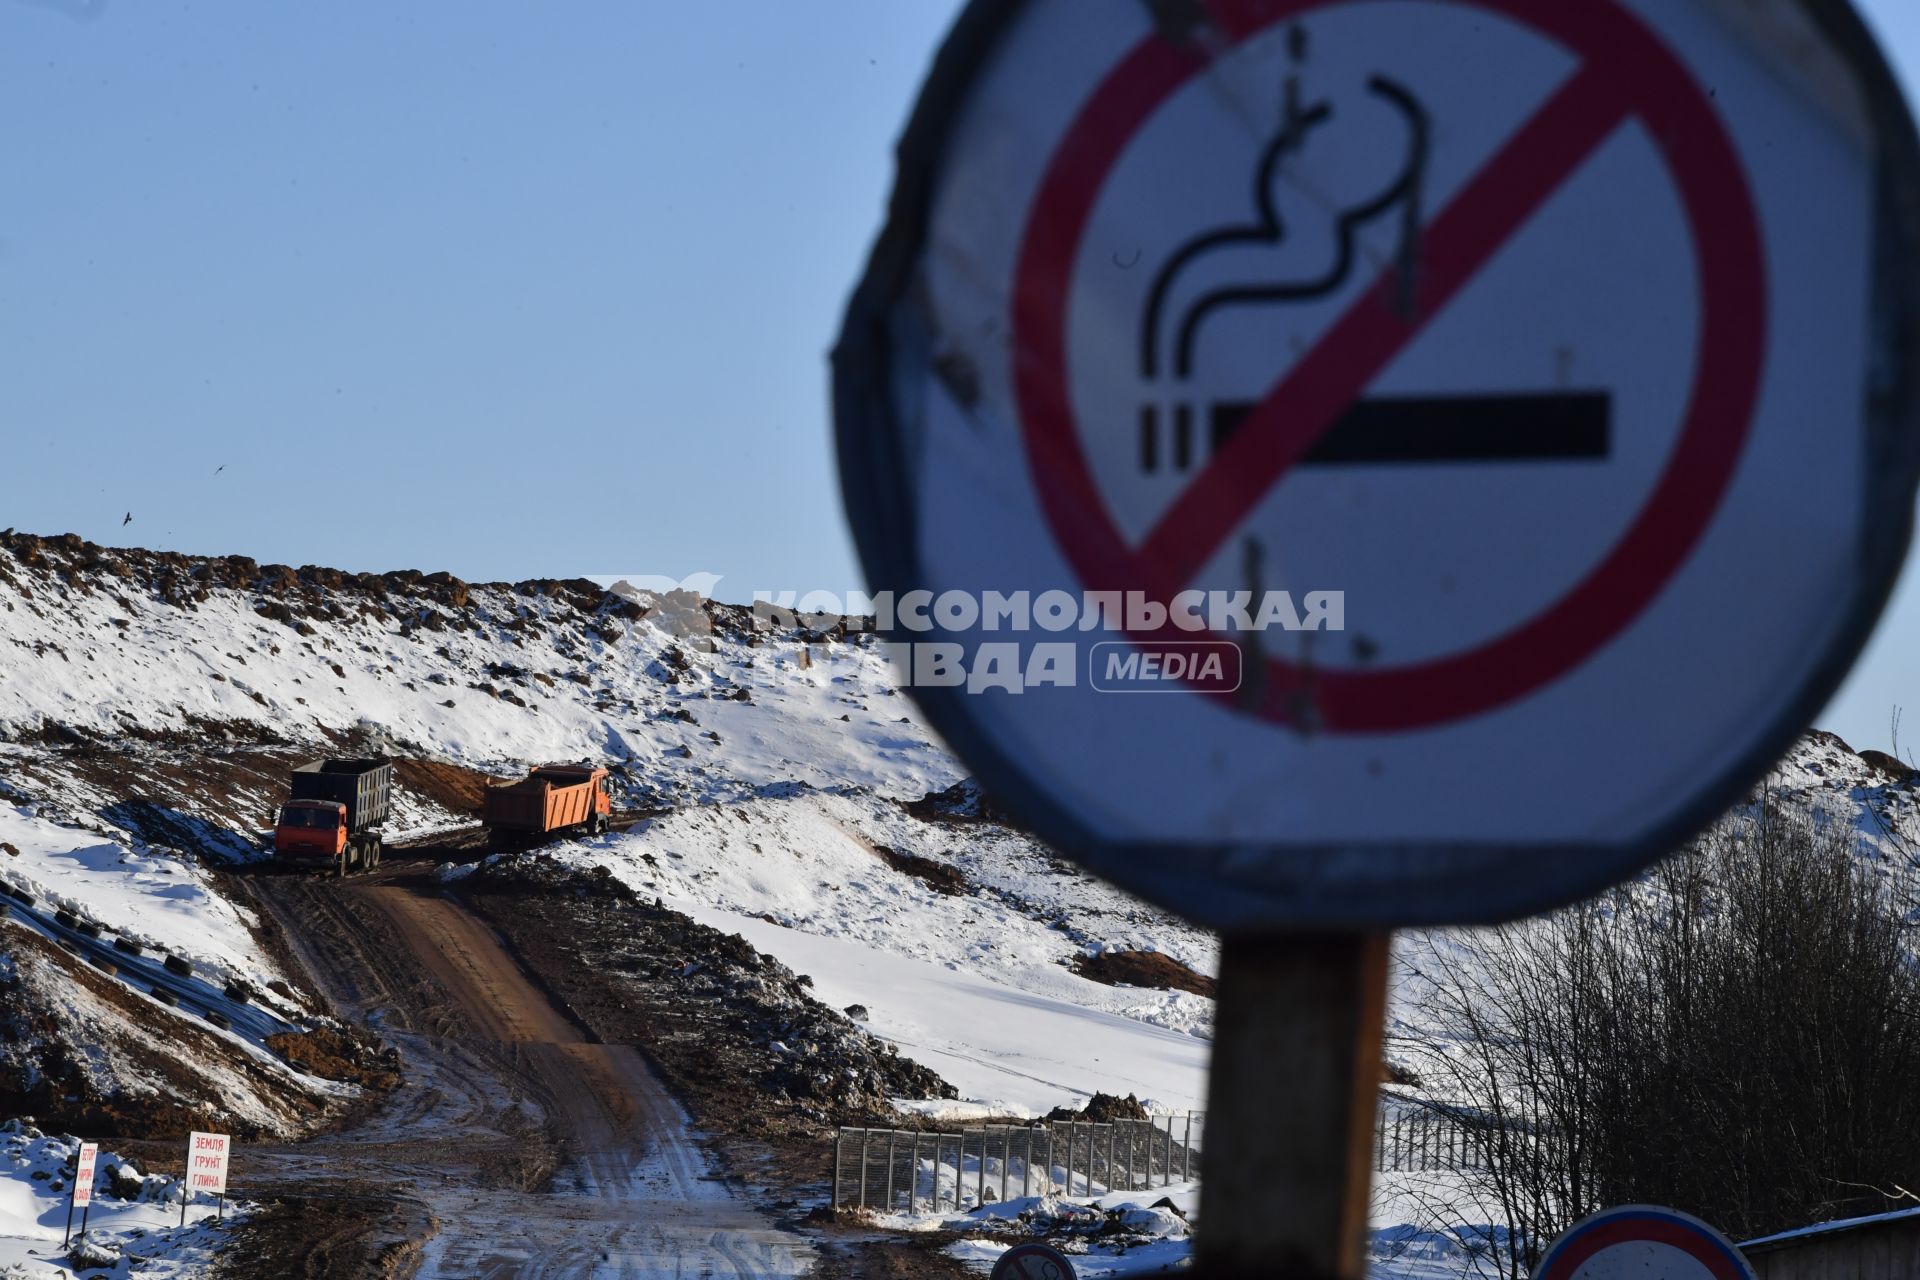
left=831, top=1098, right=1500, bottom=1211
left=831, top=1113, right=1204, bottom=1213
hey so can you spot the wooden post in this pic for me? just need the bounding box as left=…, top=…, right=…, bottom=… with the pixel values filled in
left=1196, top=932, right=1389, bottom=1280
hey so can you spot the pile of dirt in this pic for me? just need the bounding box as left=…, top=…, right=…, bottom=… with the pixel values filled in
left=872, top=844, right=968, bottom=896
left=390, top=757, right=495, bottom=818
left=1860, top=748, right=1919, bottom=785
left=461, top=854, right=956, bottom=1137
left=265, top=1026, right=402, bottom=1091
left=1048, top=1091, right=1152, bottom=1123
left=210, top=1193, right=430, bottom=1280
left=0, top=528, right=694, bottom=650
left=1070, top=949, right=1217, bottom=998
left=901, top=778, right=1019, bottom=828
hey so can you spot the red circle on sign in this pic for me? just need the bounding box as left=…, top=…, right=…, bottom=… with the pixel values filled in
left=1536, top=1210, right=1751, bottom=1280
left=1012, top=0, right=1767, bottom=732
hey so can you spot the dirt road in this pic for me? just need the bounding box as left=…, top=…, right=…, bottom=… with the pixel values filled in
left=241, top=866, right=813, bottom=1278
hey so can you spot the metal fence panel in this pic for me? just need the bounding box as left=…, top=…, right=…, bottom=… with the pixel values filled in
left=831, top=1114, right=1207, bottom=1211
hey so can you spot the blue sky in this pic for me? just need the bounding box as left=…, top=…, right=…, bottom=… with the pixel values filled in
left=0, top=0, right=1915, bottom=753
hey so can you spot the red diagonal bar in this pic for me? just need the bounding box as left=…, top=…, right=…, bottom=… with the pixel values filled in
left=1137, top=62, right=1635, bottom=585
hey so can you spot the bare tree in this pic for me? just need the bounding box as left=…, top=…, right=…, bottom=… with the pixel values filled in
left=1402, top=796, right=1920, bottom=1272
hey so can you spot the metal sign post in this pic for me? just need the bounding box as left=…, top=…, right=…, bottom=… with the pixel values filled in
left=836, top=0, right=1920, bottom=1271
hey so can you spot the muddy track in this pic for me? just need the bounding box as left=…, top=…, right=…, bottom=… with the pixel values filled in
left=236, top=865, right=812, bottom=1278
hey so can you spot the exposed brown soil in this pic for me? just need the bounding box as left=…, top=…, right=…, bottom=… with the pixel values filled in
left=873, top=844, right=969, bottom=896
left=468, top=895, right=954, bottom=1135
left=1071, top=948, right=1218, bottom=998
left=209, top=1195, right=430, bottom=1280
left=901, top=778, right=1020, bottom=828
left=236, top=863, right=813, bottom=1273
left=1860, top=749, right=1919, bottom=785
left=810, top=1236, right=977, bottom=1279
left=1049, top=1091, right=1152, bottom=1123
left=0, top=927, right=321, bottom=1140
left=264, top=1026, right=402, bottom=1091
left=390, top=757, right=496, bottom=818
left=458, top=855, right=957, bottom=1203
left=9, top=744, right=307, bottom=856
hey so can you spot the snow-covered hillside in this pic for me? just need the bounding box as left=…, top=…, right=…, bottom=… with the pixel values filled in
left=4, top=529, right=1914, bottom=1277
left=0, top=530, right=1217, bottom=1131
left=0, top=530, right=955, bottom=805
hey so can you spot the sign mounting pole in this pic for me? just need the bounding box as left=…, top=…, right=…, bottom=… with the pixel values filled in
left=1200, top=934, right=1388, bottom=1278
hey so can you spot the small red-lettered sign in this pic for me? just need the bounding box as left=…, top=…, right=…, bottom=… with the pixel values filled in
left=187, top=1131, right=231, bottom=1196
left=1091, top=641, right=1241, bottom=694
left=71, top=1142, right=98, bottom=1209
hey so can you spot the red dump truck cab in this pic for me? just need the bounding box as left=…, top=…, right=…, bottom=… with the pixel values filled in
left=482, top=764, right=613, bottom=840
left=274, top=800, right=348, bottom=863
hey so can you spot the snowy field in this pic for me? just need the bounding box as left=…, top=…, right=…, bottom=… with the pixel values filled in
left=681, top=902, right=1208, bottom=1115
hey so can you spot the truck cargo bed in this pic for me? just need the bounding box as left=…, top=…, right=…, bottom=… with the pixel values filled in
left=482, top=765, right=608, bottom=834
left=289, top=758, right=393, bottom=834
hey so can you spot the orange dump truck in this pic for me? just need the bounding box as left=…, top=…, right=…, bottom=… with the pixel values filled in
left=482, top=764, right=612, bottom=840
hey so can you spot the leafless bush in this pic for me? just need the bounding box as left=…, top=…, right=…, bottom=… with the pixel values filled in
left=1403, top=797, right=1920, bottom=1274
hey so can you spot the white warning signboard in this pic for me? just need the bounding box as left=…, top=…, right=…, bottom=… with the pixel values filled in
left=71, top=1142, right=99, bottom=1209
left=835, top=0, right=1920, bottom=927
left=186, top=1131, right=231, bottom=1197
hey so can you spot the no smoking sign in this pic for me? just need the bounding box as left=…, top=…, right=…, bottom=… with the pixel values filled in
left=836, top=0, right=1920, bottom=928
